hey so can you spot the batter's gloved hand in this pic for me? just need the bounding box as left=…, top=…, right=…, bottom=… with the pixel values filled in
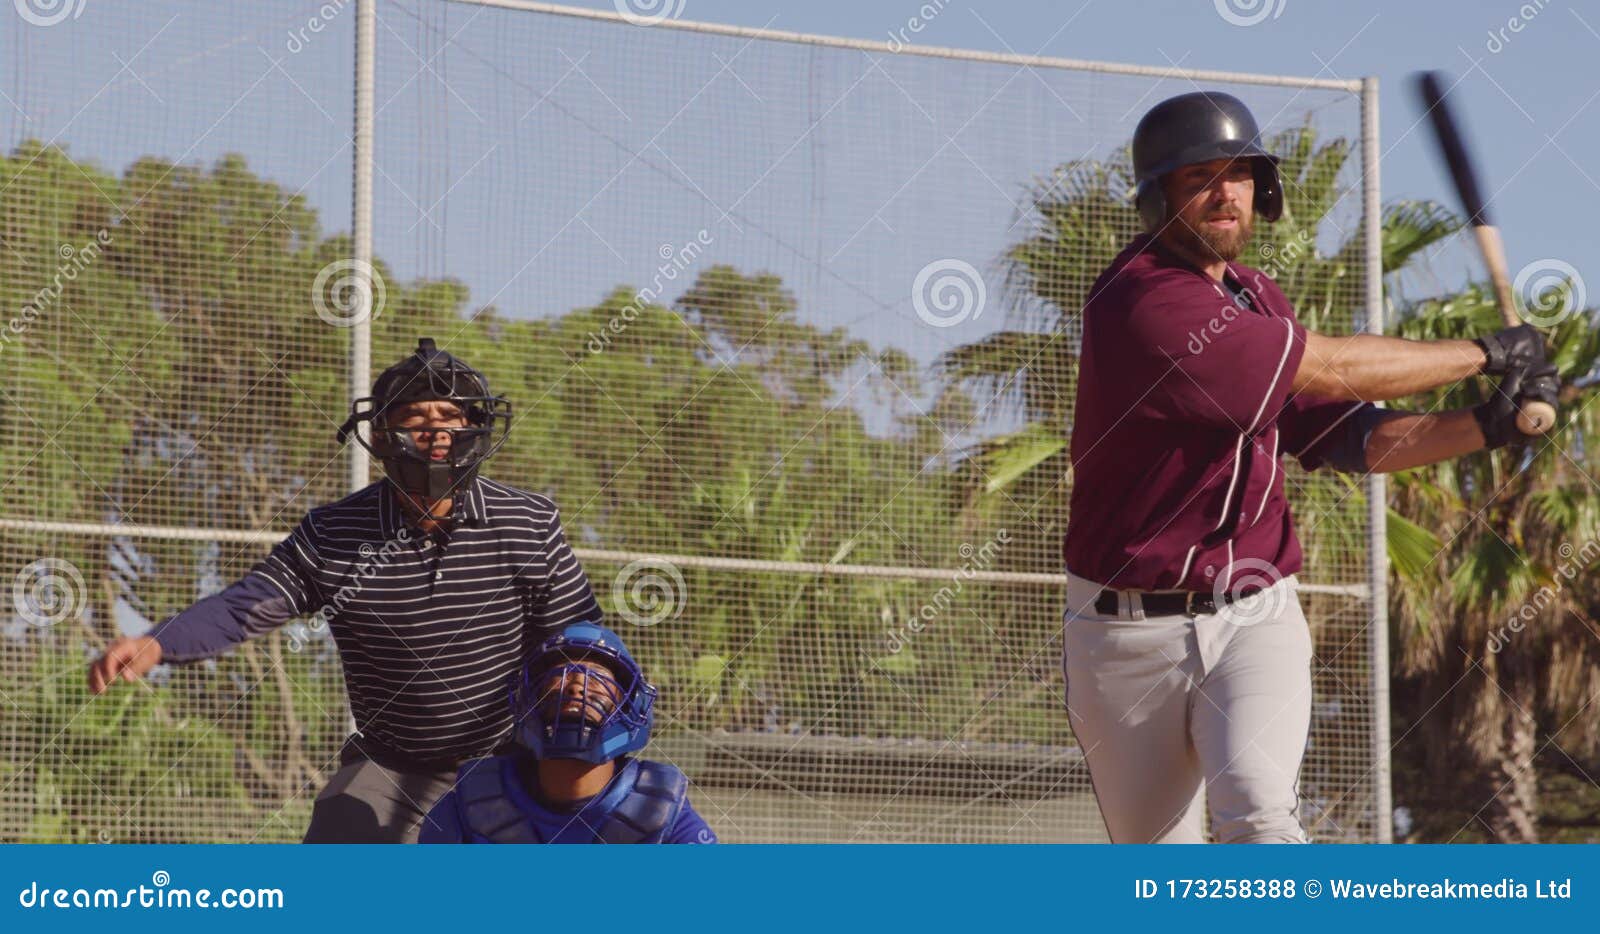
left=1475, top=323, right=1547, bottom=376
left=1473, top=361, right=1560, bottom=449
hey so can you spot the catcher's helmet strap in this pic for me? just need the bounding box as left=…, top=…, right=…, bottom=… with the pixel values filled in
left=335, top=406, right=366, bottom=445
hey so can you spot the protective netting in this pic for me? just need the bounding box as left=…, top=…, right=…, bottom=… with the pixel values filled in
left=1, top=0, right=1383, bottom=843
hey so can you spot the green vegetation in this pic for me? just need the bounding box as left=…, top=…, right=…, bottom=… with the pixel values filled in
left=8, top=123, right=1585, bottom=844
left=0, top=143, right=1065, bottom=841
left=942, top=124, right=1600, bottom=843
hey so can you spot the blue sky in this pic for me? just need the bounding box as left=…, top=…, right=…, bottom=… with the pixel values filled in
left=5, top=0, right=1594, bottom=367
left=604, top=0, right=1595, bottom=277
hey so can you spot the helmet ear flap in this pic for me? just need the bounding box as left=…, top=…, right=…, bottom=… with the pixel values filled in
left=1136, top=179, right=1166, bottom=231
left=1252, top=157, right=1284, bottom=222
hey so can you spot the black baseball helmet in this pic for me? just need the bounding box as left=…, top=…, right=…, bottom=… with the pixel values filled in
left=336, top=338, right=512, bottom=501
left=1132, top=91, right=1284, bottom=230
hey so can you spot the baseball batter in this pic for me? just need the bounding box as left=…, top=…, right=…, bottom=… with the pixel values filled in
left=1062, top=91, right=1560, bottom=843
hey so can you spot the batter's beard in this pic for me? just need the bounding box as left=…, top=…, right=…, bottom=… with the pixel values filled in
left=1165, top=211, right=1254, bottom=266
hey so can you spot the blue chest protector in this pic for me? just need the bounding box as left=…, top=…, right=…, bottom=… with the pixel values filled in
left=450, top=755, right=688, bottom=844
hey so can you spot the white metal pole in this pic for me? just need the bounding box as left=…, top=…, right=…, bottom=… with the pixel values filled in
left=346, top=0, right=377, bottom=741
left=1361, top=75, right=1394, bottom=844
left=350, top=0, right=376, bottom=495
left=440, top=0, right=1360, bottom=91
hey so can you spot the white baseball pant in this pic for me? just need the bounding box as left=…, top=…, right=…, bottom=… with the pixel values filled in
left=1061, top=570, right=1312, bottom=843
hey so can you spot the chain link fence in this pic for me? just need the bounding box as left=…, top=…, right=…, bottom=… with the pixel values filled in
left=1, top=0, right=1386, bottom=842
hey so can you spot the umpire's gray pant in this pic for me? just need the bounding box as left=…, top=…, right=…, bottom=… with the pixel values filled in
left=1061, top=571, right=1312, bottom=844
left=301, top=737, right=459, bottom=843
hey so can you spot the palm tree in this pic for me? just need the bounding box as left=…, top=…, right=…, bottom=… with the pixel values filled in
left=940, top=125, right=1510, bottom=838
left=950, top=122, right=1600, bottom=841
left=944, top=127, right=1465, bottom=596
left=1384, top=282, right=1600, bottom=842
left=942, top=125, right=1460, bottom=500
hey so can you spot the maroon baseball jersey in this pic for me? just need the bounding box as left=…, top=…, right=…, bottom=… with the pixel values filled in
left=1063, top=234, right=1366, bottom=592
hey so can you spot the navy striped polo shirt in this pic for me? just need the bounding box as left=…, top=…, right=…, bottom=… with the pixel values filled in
left=151, top=475, right=603, bottom=760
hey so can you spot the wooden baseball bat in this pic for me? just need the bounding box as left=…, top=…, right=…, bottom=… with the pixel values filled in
left=1414, top=70, right=1556, bottom=435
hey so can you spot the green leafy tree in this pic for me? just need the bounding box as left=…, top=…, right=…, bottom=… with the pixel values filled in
left=2, top=144, right=1066, bottom=841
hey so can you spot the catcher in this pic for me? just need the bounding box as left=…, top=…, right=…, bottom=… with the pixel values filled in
left=420, top=622, right=718, bottom=844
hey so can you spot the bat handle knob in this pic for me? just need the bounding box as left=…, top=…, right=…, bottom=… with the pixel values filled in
left=1516, top=400, right=1558, bottom=436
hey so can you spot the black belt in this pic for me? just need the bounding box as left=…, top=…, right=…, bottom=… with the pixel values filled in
left=1094, top=587, right=1249, bottom=618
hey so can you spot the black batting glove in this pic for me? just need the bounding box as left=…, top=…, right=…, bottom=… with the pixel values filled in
left=1473, top=361, right=1560, bottom=449
left=1475, top=323, right=1547, bottom=376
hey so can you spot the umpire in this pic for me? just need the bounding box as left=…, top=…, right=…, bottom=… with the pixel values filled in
left=87, top=338, right=604, bottom=843
left=1061, top=92, right=1560, bottom=843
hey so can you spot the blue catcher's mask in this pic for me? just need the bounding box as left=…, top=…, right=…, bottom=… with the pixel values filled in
left=510, top=623, right=656, bottom=764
